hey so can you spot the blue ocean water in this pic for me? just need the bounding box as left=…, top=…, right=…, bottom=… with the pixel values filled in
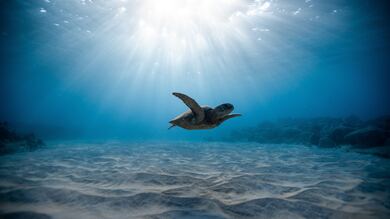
left=1, top=0, right=390, bottom=218
left=1, top=0, right=389, bottom=140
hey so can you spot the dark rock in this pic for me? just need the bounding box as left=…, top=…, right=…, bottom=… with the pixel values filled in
left=309, top=133, right=320, bottom=145
left=328, top=126, right=355, bottom=145
left=224, top=116, right=390, bottom=158
left=318, top=137, right=336, bottom=147
left=344, top=127, right=389, bottom=147
left=385, top=138, right=390, bottom=146
left=342, top=115, right=362, bottom=128
left=368, top=115, right=390, bottom=131
left=0, top=211, right=52, bottom=219
left=0, top=122, right=45, bottom=155
left=295, top=131, right=313, bottom=145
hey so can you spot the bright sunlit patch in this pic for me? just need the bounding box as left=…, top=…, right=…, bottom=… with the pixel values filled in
left=35, top=0, right=335, bottom=82
left=40, top=0, right=282, bottom=72
left=109, top=0, right=276, bottom=65
left=30, top=0, right=345, bottom=112
left=131, top=0, right=246, bottom=56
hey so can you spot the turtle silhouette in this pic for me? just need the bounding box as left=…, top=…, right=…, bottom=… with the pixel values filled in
left=169, top=92, right=241, bottom=130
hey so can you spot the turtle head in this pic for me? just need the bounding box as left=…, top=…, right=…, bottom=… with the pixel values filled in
left=214, top=103, right=234, bottom=118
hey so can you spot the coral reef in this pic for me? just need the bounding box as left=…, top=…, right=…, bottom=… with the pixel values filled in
left=0, top=122, right=45, bottom=155
left=224, top=116, right=390, bottom=158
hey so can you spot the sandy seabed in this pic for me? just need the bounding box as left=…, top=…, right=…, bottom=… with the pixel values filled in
left=0, top=142, right=389, bottom=219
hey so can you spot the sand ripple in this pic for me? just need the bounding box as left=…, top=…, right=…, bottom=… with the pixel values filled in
left=0, top=142, right=389, bottom=218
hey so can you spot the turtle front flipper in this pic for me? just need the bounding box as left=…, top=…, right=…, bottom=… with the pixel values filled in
left=172, top=92, right=205, bottom=122
left=218, top=113, right=241, bottom=124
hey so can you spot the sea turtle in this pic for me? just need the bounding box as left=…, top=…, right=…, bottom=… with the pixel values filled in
left=169, top=92, right=241, bottom=130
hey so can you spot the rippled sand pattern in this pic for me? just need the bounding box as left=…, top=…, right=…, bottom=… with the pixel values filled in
left=0, top=142, right=389, bottom=219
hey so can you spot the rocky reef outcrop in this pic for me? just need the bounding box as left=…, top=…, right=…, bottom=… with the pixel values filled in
left=224, top=116, right=390, bottom=158
left=0, top=122, right=45, bottom=155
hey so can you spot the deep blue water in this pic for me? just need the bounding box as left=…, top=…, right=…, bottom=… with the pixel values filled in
left=1, top=0, right=389, bottom=140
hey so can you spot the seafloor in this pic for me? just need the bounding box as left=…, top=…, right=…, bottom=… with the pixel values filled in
left=0, top=142, right=389, bottom=219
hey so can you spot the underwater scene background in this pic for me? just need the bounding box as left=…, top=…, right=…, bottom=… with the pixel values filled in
left=1, top=0, right=390, bottom=218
